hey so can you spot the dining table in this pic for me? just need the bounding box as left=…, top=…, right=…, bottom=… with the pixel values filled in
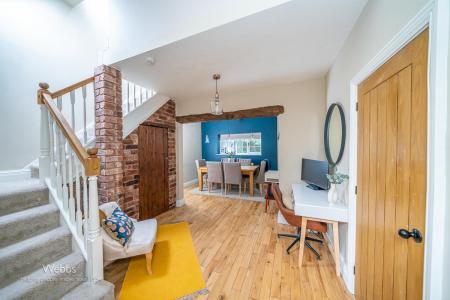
left=197, top=165, right=259, bottom=196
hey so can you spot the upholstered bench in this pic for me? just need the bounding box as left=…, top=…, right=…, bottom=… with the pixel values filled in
left=99, top=202, right=157, bottom=274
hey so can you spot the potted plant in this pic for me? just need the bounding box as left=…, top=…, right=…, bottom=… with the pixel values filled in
left=326, top=172, right=349, bottom=204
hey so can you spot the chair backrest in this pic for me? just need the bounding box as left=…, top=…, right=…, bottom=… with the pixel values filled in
left=221, top=157, right=235, bottom=163
left=271, top=184, right=299, bottom=226
left=223, top=162, right=243, bottom=185
left=195, top=159, right=206, bottom=168
left=206, top=162, right=223, bottom=183
left=237, top=158, right=251, bottom=166
left=255, top=160, right=267, bottom=183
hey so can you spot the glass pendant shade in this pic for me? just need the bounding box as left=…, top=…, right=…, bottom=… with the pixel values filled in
left=210, top=74, right=223, bottom=115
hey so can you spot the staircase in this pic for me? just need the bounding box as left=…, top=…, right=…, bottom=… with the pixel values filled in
left=0, top=179, right=113, bottom=300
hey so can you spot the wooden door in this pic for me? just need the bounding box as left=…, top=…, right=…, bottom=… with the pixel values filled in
left=355, top=29, right=428, bottom=300
left=139, top=125, right=169, bottom=219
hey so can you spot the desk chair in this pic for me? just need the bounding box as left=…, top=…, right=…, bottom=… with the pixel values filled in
left=271, top=183, right=326, bottom=259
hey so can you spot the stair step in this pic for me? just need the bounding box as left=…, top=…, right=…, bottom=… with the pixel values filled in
left=0, top=227, right=72, bottom=288
left=61, top=280, right=115, bottom=300
left=0, top=252, right=86, bottom=300
left=0, top=204, right=59, bottom=248
left=0, top=179, right=48, bottom=216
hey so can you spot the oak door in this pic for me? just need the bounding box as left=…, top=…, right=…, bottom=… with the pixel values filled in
left=356, top=29, right=428, bottom=300
left=139, top=125, right=169, bottom=219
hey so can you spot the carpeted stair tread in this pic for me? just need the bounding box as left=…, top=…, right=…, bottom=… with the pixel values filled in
left=0, top=204, right=59, bottom=248
left=0, top=179, right=48, bottom=216
left=0, top=227, right=72, bottom=288
left=61, top=280, right=115, bottom=300
left=0, top=252, right=86, bottom=300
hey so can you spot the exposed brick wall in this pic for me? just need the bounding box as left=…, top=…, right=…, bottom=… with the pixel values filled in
left=122, top=100, right=176, bottom=219
left=94, top=65, right=124, bottom=206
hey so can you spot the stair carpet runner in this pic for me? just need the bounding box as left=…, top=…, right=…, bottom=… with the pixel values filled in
left=0, top=179, right=113, bottom=300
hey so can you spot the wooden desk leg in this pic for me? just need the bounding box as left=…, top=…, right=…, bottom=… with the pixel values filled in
left=298, top=217, right=308, bottom=268
left=197, top=169, right=203, bottom=191
left=249, top=173, right=254, bottom=196
left=332, top=221, right=340, bottom=276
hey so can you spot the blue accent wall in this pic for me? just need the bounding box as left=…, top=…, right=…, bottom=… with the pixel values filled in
left=201, top=117, right=278, bottom=170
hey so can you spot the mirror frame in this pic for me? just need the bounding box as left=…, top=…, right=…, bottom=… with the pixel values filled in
left=324, top=103, right=346, bottom=167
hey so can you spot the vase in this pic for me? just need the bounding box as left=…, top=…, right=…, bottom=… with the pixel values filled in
left=328, top=183, right=339, bottom=205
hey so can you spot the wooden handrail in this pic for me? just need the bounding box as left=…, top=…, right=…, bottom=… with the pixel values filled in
left=50, top=77, right=94, bottom=99
left=38, top=83, right=100, bottom=176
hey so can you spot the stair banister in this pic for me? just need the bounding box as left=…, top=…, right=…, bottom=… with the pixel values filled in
left=37, top=81, right=103, bottom=283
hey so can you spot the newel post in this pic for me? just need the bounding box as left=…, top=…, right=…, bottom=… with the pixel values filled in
left=37, top=83, right=50, bottom=183
left=85, top=148, right=103, bottom=282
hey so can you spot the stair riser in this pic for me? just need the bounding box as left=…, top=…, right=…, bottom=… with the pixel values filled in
left=0, top=189, right=49, bottom=217
left=0, top=233, right=72, bottom=288
left=0, top=210, right=59, bottom=248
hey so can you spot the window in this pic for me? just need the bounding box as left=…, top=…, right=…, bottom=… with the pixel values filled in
left=219, top=133, right=262, bottom=155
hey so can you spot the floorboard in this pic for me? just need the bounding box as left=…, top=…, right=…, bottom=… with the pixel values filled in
left=104, top=187, right=353, bottom=299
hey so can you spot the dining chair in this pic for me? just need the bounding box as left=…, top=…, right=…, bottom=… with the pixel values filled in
left=195, top=159, right=207, bottom=188
left=223, top=162, right=246, bottom=196
left=206, top=162, right=224, bottom=193
left=271, top=183, right=326, bottom=258
left=255, top=160, right=267, bottom=196
left=221, top=157, right=236, bottom=163
left=237, top=158, right=251, bottom=166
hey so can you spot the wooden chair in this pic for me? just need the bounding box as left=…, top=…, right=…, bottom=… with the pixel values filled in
left=271, top=184, right=326, bottom=259
left=206, top=162, right=224, bottom=193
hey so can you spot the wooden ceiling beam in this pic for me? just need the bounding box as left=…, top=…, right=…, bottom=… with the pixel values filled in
left=176, top=105, right=284, bottom=123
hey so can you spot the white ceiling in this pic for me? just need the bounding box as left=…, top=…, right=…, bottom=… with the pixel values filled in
left=114, top=0, right=367, bottom=101
left=62, top=0, right=84, bottom=8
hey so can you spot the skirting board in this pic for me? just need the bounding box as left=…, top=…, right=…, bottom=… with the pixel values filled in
left=0, top=169, right=32, bottom=182
left=183, top=179, right=198, bottom=188
left=176, top=198, right=185, bottom=207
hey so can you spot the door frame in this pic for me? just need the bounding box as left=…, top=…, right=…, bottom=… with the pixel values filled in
left=347, top=0, right=449, bottom=298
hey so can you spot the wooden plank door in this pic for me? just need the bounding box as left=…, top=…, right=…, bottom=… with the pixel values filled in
left=355, top=29, right=428, bottom=300
left=139, top=125, right=169, bottom=219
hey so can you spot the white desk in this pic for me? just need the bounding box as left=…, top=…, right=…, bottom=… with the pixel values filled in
left=292, top=182, right=348, bottom=275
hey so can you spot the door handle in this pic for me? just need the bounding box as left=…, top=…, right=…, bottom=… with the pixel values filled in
left=398, top=228, right=423, bottom=243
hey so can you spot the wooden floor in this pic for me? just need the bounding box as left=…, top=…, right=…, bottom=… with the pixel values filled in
left=105, top=187, right=353, bottom=299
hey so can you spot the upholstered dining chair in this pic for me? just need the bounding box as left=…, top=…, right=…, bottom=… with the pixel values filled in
left=237, top=158, right=252, bottom=166
left=195, top=159, right=207, bottom=188
left=254, top=160, right=267, bottom=196
left=221, top=157, right=236, bottom=163
left=271, top=183, right=326, bottom=259
left=223, top=162, right=246, bottom=196
left=206, top=162, right=224, bottom=193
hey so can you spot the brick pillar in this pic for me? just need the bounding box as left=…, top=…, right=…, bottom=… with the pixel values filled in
left=94, top=65, right=124, bottom=206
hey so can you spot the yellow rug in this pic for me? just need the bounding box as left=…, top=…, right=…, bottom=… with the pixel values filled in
left=119, top=222, right=207, bottom=300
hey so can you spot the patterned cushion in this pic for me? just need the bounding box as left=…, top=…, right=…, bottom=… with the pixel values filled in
left=102, top=207, right=135, bottom=246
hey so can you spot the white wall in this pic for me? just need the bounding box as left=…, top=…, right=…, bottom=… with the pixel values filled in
left=182, top=123, right=202, bottom=184
left=325, top=0, right=432, bottom=293
left=176, top=77, right=327, bottom=193
left=0, top=0, right=99, bottom=170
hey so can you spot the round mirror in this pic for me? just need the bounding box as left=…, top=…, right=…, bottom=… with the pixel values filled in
left=324, top=103, right=346, bottom=167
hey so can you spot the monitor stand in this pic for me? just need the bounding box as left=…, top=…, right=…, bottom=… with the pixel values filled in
left=306, top=184, right=322, bottom=191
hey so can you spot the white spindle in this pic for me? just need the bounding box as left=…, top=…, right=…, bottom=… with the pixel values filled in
left=82, top=169, right=88, bottom=245
left=87, top=176, right=103, bottom=282
left=39, top=105, right=50, bottom=183
left=70, top=90, right=76, bottom=129
left=82, top=85, right=87, bottom=144
left=67, top=146, right=75, bottom=222
left=75, top=160, right=82, bottom=237
left=139, top=86, right=142, bottom=105
left=133, top=84, right=137, bottom=109
left=54, top=126, right=63, bottom=199
left=47, top=114, right=56, bottom=188
left=61, top=137, right=68, bottom=212
left=127, top=82, right=130, bottom=114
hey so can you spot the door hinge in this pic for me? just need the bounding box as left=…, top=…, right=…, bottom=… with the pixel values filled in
left=355, top=185, right=358, bottom=195
left=356, top=102, right=359, bottom=112
left=354, top=265, right=356, bottom=275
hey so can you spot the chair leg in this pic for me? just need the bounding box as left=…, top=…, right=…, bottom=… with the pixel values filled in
left=239, top=184, right=241, bottom=196
left=286, top=237, right=300, bottom=254
left=265, top=199, right=268, bottom=212
left=145, top=252, right=153, bottom=275
left=278, top=233, right=300, bottom=239
left=221, top=183, right=223, bottom=194
left=260, top=183, right=263, bottom=196
left=306, top=237, right=323, bottom=244
left=305, top=242, right=321, bottom=260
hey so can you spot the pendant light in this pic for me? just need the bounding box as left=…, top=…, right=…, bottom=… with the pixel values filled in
left=210, top=74, right=223, bottom=115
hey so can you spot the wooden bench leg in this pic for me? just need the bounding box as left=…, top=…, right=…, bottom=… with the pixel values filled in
left=145, top=252, right=153, bottom=275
